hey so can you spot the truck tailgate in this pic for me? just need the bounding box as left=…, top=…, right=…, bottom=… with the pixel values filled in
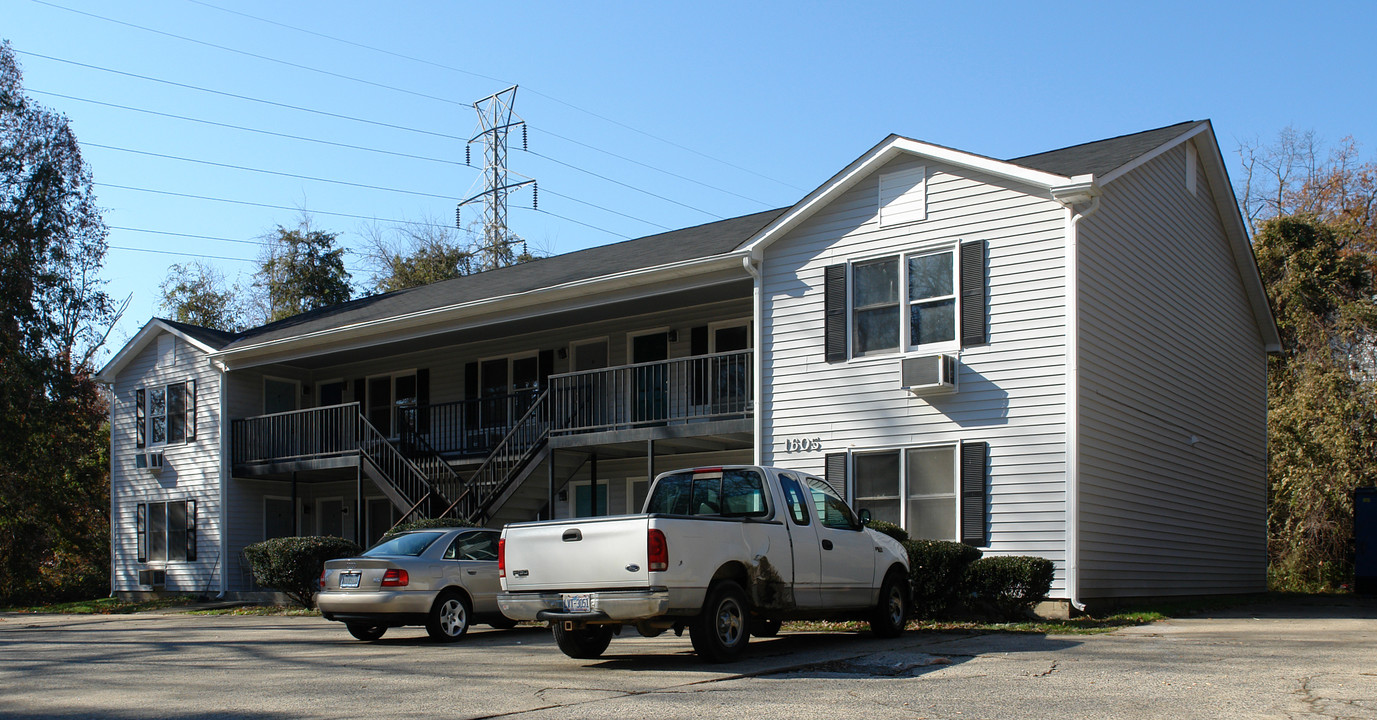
left=503, top=515, right=652, bottom=592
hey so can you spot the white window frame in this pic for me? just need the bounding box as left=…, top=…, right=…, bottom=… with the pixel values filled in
left=707, top=319, right=753, bottom=352
left=849, top=441, right=962, bottom=541
left=626, top=328, right=671, bottom=364
left=566, top=479, right=609, bottom=518
left=140, top=380, right=194, bottom=448
left=847, top=242, right=961, bottom=360
left=136, top=498, right=196, bottom=563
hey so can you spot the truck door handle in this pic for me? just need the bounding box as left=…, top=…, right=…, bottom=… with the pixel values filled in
left=562, top=529, right=582, bottom=542
left=822, top=539, right=833, bottom=551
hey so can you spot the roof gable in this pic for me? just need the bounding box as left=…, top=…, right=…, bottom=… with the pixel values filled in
left=96, top=318, right=230, bottom=383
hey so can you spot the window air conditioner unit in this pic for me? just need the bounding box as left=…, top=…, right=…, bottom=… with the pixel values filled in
left=901, top=354, right=958, bottom=396
left=138, top=569, right=166, bottom=588
left=135, top=451, right=165, bottom=473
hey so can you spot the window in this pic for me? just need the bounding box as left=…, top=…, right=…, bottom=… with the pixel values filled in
left=136, top=381, right=195, bottom=448
left=803, top=475, right=862, bottom=530
left=852, top=446, right=958, bottom=540
left=645, top=469, right=768, bottom=518
left=852, top=258, right=899, bottom=356
left=777, top=473, right=812, bottom=526
left=136, top=500, right=196, bottom=562
left=908, top=250, right=956, bottom=345
left=445, top=531, right=499, bottom=561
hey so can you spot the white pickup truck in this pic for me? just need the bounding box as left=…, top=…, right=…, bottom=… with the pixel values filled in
left=497, top=465, right=910, bottom=662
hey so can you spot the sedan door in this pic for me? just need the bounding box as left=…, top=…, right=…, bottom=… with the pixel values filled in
left=444, top=530, right=502, bottom=613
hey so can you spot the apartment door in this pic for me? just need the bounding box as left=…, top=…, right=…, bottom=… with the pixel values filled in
left=711, top=322, right=750, bottom=413
left=630, top=331, right=668, bottom=423
left=569, top=340, right=609, bottom=429
left=317, top=497, right=352, bottom=542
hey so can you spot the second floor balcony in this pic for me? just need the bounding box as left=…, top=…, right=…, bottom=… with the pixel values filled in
left=231, top=349, right=753, bottom=471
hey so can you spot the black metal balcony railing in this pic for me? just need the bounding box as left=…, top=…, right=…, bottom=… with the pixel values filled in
left=231, top=351, right=753, bottom=470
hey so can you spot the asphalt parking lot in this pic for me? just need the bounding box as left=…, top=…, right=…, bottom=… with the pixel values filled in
left=1, top=596, right=1375, bottom=720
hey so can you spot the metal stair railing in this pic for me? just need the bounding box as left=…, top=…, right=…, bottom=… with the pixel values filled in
left=398, top=409, right=463, bottom=505
left=357, top=413, right=438, bottom=526
left=442, top=388, right=551, bottom=524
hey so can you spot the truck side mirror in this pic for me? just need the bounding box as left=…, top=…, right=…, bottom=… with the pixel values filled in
left=858, top=508, right=872, bottom=526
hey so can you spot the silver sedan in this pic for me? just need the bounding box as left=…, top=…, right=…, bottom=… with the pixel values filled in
left=317, top=527, right=515, bottom=642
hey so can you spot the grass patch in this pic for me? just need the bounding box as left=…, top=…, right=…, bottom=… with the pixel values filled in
left=0, top=595, right=198, bottom=615
left=188, top=605, right=319, bottom=617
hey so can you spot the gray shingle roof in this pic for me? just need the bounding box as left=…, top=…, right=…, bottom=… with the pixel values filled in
left=157, top=317, right=240, bottom=349
left=1006, top=120, right=1203, bottom=178
left=208, top=121, right=1201, bottom=351
left=223, top=208, right=788, bottom=350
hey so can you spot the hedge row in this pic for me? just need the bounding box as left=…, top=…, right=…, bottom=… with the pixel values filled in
left=243, top=536, right=360, bottom=609
left=896, top=537, right=1054, bottom=620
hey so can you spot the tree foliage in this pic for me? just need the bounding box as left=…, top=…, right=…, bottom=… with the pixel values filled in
left=0, top=40, right=112, bottom=604
left=252, top=221, right=352, bottom=323
left=158, top=261, right=244, bottom=332
left=1253, top=215, right=1377, bottom=590
left=364, top=218, right=475, bottom=294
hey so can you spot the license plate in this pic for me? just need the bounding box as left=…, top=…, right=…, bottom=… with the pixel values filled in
left=562, top=593, right=592, bottom=613
left=339, top=572, right=361, bottom=589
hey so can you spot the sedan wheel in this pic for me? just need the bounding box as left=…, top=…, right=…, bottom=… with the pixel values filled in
left=426, top=590, right=472, bottom=642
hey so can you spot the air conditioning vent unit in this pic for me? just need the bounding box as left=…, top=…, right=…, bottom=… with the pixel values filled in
left=901, top=354, right=958, bottom=396
left=138, top=569, right=166, bottom=588
left=135, top=451, right=165, bottom=473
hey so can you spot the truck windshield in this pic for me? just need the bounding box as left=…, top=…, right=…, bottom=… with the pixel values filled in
left=646, top=469, right=768, bottom=517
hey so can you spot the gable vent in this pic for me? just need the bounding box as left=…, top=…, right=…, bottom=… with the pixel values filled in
left=901, top=354, right=958, bottom=396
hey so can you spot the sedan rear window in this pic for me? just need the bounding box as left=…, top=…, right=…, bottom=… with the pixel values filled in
left=364, top=531, right=444, bottom=557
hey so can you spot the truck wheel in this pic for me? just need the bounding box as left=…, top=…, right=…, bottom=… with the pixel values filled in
left=426, top=590, right=472, bottom=642
left=552, top=624, right=614, bottom=659
left=869, top=570, right=908, bottom=638
left=750, top=618, right=782, bottom=637
left=691, top=580, right=750, bottom=662
left=346, top=623, right=386, bottom=641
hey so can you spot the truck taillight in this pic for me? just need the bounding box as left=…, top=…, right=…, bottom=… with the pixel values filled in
left=498, top=538, right=506, bottom=578
left=380, top=568, right=409, bottom=587
left=648, top=529, right=668, bottom=572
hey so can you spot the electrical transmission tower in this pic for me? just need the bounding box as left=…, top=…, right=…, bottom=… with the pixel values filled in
left=458, top=85, right=536, bottom=270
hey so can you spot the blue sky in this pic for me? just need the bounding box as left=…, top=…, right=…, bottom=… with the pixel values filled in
left=4, top=0, right=1374, bottom=362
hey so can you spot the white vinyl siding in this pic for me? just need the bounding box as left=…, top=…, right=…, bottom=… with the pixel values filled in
left=762, top=154, right=1072, bottom=593
left=111, top=332, right=222, bottom=594
left=1075, top=144, right=1268, bottom=598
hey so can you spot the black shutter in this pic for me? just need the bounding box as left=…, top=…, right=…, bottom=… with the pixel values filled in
left=415, top=369, right=430, bottom=433
left=185, top=380, right=196, bottom=441
left=136, top=503, right=147, bottom=562
left=960, top=441, right=989, bottom=546
left=824, top=265, right=847, bottom=362
left=538, top=350, right=554, bottom=389
left=690, top=327, right=709, bottom=404
left=135, top=388, right=147, bottom=449
left=960, top=241, right=987, bottom=346
left=186, top=500, right=197, bottom=562
left=824, top=452, right=848, bottom=501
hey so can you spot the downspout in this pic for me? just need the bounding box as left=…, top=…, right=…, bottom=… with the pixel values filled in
left=1061, top=193, right=1100, bottom=612
left=104, top=381, right=116, bottom=598
left=214, top=359, right=230, bottom=599
left=743, top=255, right=763, bottom=466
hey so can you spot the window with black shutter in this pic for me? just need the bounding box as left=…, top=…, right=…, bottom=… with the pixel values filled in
left=136, top=500, right=197, bottom=563
left=824, top=265, right=848, bottom=362
left=960, top=241, right=987, bottom=346
left=136, top=381, right=195, bottom=447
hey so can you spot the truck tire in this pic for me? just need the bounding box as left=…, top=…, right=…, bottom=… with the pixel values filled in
left=691, top=580, right=750, bottom=662
left=868, top=570, right=908, bottom=638
left=552, top=623, right=614, bottom=659
left=425, top=590, right=472, bottom=642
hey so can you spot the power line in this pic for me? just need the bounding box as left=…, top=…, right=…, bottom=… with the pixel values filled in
left=512, top=206, right=630, bottom=240
left=16, top=50, right=468, bottom=142
left=32, top=0, right=468, bottom=108
left=95, top=182, right=454, bottom=229
left=525, top=149, right=722, bottom=220
left=108, top=244, right=255, bottom=262
left=85, top=142, right=461, bottom=201
left=108, top=225, right=268, bottom=247
left=32, top=90, right=470, bottom=168
left=180, top=0, right=806, bottom=193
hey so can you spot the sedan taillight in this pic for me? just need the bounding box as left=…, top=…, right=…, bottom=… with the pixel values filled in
left=319, top=569, right=327, bottom=590
left=381, top=568, right=409, bottom=587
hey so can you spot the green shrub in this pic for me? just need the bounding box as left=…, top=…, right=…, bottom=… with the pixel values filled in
left=963, top=555, right=1055, bottom=619
left=243, top=536, right=360, bottom=609
left=904, top=540, right=982, bottom=618
left=383, top=516, right=478, bottom=539
left=866, top=520, right=909, bottom=543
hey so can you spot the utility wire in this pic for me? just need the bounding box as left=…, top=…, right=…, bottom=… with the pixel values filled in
left=96, top=182, right=454, bottom=229
left=16, top=50, right=467, bottom=142
left=32, top=90, right=470, bottom=168
left=108, top=225, right=269, bottom=247
left=525, top=149, right=722, bottom=220
left=86, top=142, right=460, bottom=200
left=512, top=206, right=630, bottom=240
left=109, top=244, right=255, bottom=262
left=181, top=0, right=806, bottom=192
left=32, top=0, right=468, bottom=107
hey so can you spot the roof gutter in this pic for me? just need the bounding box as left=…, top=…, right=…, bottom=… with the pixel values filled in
left=1053, top=176, right=1101, bottom=613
